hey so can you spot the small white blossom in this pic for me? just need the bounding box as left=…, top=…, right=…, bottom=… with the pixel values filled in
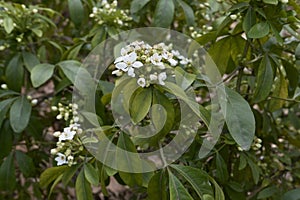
left=230, top=14, right=237, bottom=20
left=115, top=52, right=143, bottom=77
left=32, top=8, right=38, bottom=13
left=31, top=99, right=38, bottom=105
left=53, top=131, right=61, bottom=137
left=150, top=53, right=164, bottom=69
left=158, top=72, right=167, bottom=85
left=50, top=148, right=58, bottom=155
left=55, top=153, right=68, bottom=166
left=149, top=74, right=158, bottom=81
left=137, top=77, right=146, bottom=87
left=59, top=127, right=76, bottom=141
left=281, top=0, right=288, bottom=3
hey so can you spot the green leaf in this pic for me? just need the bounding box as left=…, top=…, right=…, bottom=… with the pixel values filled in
left=168, top=171, right=194, bottom=200
left=76, top=169, right=93, bottom=200
left=153, top=0, right=175, bottom=27
left=148, top=171, right=168, bottom=200
left=62, top=164, right=81, bottom=186
left=268, top=72, right=288, bottom=111
left=248, top=22, right=270, bottom=38
left=263, top=0, right=278, bottom=5
left=170, top=165, right=214, bottom=198
left=40, top=166, right=69, bottom=188
left=130, top=0, right=151, bottom=14
left=0, top=152, right=16, bottom=191
left=253, top=55, right=274, bottom=103
left=32, top=28, right=43, bottom=37
left=68, top=0, right=85, bottom=27
left=3, top=17, right=14, bottom=34
left=84, top=163, right=99, bottom=186
left=129, top=87, right=152, bottom=124
left=247, top=159, right=260, bottom=184
left=117, top=133, right=143, bottom=186
left=22, top=52, right=40, bottom=72
left=175, top=67, right=196, bottom=90
left=207, top=176, right=225, bottom=200
left=5, top=54, right=24, bottom=92
left=243, top=7, right=256, bottom=33
left=9, top=96, right=32, bottom=133
left=0, top=121, right=14, bottom=160
left=30, top=63, right=55, bottom=87
left=58, top=60, right=81, bottom=84
left=281, top=189, right=300, bottom=200
left=15, top=150, right=35, bottom=177
left=0, top=98, right=16, bottom=128
left=257, top=186, right=277, bottom=199
left=216, top=153, right=229, bottom=183
left=208, top=36, right=231, bottom=74
left=220, top=87, right=255, bottom=150
left=176, top=0, right=195, bottom=25
left=48, top=174, right=63, bottom=199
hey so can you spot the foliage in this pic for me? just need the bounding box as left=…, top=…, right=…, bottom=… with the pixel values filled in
left=0, top=0, right=300, bottom=199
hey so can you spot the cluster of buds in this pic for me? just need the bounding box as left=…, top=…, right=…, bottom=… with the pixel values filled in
left=50, top=103, right=84, bottom=166
left=237, top=137, right=262, bottom=151
left=89, top=0, right=132, bottom=27
left=112, top=41, right=191, bottom=88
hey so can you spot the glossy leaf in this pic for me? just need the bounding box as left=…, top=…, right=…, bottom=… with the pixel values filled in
left=257, top=186, right=277, bottom=199
left=3, top=17, right=14, bottom=34
left=168, top=171, right=193, bottom=200
left=30, top=63, right=55, bottom=87
left=148, top=171, right=168, bottom=200
left=175, top=67, right=196, bottom=90
left=76, top=169, right=93, bottom=200
left=176, top=0, right=195, bottom=25
left=9, top=96, right=32, bottom=133
left=282, top=189, right=300, bottom=200
left=68, top=0, right=85, bottom=26
left=0, top=121, right=14, bottom=160
left=248, top=21, right=270, bottom=38
left=130, top=0, right=151, bottom=14
left=171, top=165, right=214, bottom=198
left=62, top=164, right=81, bottom=186
left=153, top=0, right=175, bottom=27
left=268, top=72, right=288, bottom=111
left=220, top=87, right=255, bottom=150
left=58, top=60, right=81, bottom=84
left=40, top=166, right=69, bottom=188
left=84, top=163, right=99, bottom=186
left=0, top=152, right=16, bottom=191
left=22, top=52, right=40, bottom=72
left=216, top=153, right=229, bottom=183
left=253, top=55, right=274, bottom=103
left=5, top=54, right=24, bottom=92
left=129, top=87, right=152, bottom=124
left=243, top=7, right=256, bottom=33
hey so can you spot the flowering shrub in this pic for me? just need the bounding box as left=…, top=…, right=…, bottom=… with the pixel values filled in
left=0, top=0, right=300, bottom=199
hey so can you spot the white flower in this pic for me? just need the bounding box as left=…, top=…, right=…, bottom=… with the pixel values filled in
left=150, top=53, right=164, bottom=69
left=92, top=7, right=98, bottom=13
left=137, top=77, right=146, bottom=87
left=31, top=99, right=38, bottom=105
left=114, top=52, right=143, bottom=77
left=281, top=0, right=288, bottom=3
left=32, top=8, right=38, bottom=13
left=149, top=74, right=158, bottom=81
left=67, top=155, right=74, bottom=162
left=158, top=72, right=167, bottom=85
left=180, top=58, right=191, bottom=65
left=59, top=127, right=76, bottom=141
left=55, top=153, right=68, bottom=166
left=162, top=51, right=178, bottom=66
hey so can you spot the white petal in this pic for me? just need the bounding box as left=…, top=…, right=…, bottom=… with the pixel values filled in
left=114, top=56, right=124, bottom=63
left=159, top=72, right=167, bottom=81
left=128, top=52, right=137, bottom=62
left=137, top=78, right=146, bottom=87
left=120, top=48, right=127, bottom=56
left=132, top=61, right=143, bottom=68
left=116, top=62, right=128, bottom=71
left=127, top=68, right=135, bottom=77
left=112, top=69, right=123, bottom=76
left=149, top=74, right=158, bottom=81
left=169, top=58, right=178, bottom=66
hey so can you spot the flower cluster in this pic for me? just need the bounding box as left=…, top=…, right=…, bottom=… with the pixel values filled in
left=112, top=41, right=191, bottom=88
left=89, top=0, right=132, bottom=27
left=50, top=103, right=84, bottom=166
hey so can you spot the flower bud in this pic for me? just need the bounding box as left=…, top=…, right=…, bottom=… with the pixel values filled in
left=1, top=84, right=7, bottom=89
